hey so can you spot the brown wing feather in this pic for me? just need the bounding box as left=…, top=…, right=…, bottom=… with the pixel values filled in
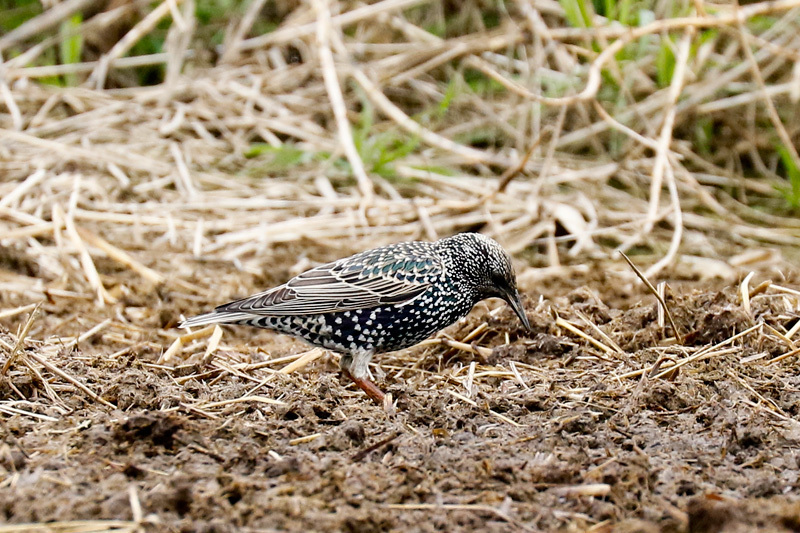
left=214, top=243, right=442, bottom=316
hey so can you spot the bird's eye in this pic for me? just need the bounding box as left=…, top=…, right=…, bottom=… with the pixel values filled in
left=491, top=274, right=506, bottom=288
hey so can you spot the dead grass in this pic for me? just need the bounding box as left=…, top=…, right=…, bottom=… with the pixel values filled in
left=1, top=0, right=800, bottom=531
left=1, top=268, right=800, bottom=531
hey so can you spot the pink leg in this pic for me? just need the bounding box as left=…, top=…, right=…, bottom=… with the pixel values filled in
left=342, top=368, right=385, bottom=404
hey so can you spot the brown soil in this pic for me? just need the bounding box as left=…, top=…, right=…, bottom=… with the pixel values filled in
left=1, top=262, right=800, bottom=532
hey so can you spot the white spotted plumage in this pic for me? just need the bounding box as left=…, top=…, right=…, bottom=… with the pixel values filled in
left=180, top=233, right=530, bottom=400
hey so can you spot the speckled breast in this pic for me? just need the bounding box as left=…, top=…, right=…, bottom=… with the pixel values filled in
left=238, top=281, right=476, bottom=356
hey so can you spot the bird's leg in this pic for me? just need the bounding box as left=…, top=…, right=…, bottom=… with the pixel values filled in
left=340, top=351, right=385, bottom=404
left=342, top=368, right=385, bottom=404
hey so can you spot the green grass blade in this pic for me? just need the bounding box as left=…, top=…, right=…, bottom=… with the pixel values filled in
left=58, top=13, right=83, bottom=87
left=559, top=0, right=594, bottom=28
left=656, top=38, right=676, bottom=88
left=778, top=145, right=800, bottom=209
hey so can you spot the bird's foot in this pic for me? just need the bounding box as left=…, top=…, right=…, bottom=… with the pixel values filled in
left=342, top=369, right=385, bottom=405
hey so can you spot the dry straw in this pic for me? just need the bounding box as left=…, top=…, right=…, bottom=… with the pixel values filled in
left=0, top=0, right=800, bottom=499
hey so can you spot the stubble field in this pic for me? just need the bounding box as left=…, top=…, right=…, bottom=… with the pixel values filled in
left=2, top=0, right=800, bottom=531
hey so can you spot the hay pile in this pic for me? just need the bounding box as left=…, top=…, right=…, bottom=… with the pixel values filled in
left=0, top=0, right=798, bottom=304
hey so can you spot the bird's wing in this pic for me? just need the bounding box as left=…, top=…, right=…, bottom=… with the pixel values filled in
left=214, top=244, right=443, bottom=316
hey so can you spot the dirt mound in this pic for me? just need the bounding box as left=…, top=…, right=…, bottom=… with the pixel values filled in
left=2, top=270, right=799, bottom=531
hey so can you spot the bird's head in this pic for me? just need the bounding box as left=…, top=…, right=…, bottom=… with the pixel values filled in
left=442, top=233, right=531, bottom=332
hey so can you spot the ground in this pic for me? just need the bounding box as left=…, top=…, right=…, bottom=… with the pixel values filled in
left=2, top=0, right=800, bottom=530
left=2, top=257, right=799, bottom=533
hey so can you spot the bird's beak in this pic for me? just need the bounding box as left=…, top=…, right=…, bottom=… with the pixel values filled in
left=504, top=289, right=531, bottom=332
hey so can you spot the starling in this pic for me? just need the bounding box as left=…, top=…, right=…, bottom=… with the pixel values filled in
left=180, top=233, right=530, bottom=403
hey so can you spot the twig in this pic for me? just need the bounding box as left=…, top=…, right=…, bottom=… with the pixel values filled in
left=60, top=318, right=112, bottom=351
left=0, top=169, right=46, bottom=209
left=0, top=129, right=172, bottom=174
left=766, top=345, right=800, bottom=365
left=77, top=227, right=165, bottom=284
left=0, top=80, right=22, bottom=131
left=492, top=130, right=549, bottom=196
left=220, top=0, right=268, bottom=62
left=6, top=51, right=195, bottom=79
left=238, top=0, right=431, bottom=51
left=199, top=324, right=223, bottom=365
left=417, top=337, right=493, bottom=358
left=644, top=163, right=684, bottom=278
left=312, top=0, right=374, bottom=202
left=446, top=389, right=522, bottom=427
left=59, top=205, right=116, bottom=306
left=26, top=351, right=116, bottom=408
left=350, top=67, right=498, bottom=166
left=575, top=310, right=625, bottom=355
left=0, top=303, right=38, bottom=321
left=90, top=0, right=185, bottom=88
left=351, top=431, right=401, bottom=461
left=649, top=323, right=762, bottom=380
left=0, top=520, right=138, bottom=532
left=736, top=4, right=800, bottom=173
left=618, top=252, right=683, bottom=344
left=386, top=502, right=535, bottom=532
left=0, top=304, right=40, bottom=375
left=468, top=0, right=800, bottom=106
left=740, top=271, right=755, bottom=316
left=625, top=28, right=693, bottom=258
left=278, top=348, right=326, bottom=374
left=194, top=395, right=285, bottom=410
left=289, top=433, right=323, bottom=445
left=556, top=316, right=615, bottom=356
left=0, top=0, right=94, bottom=54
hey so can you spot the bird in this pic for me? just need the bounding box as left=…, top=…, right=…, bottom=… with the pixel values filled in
left=179, top=232, right=530, bottom=404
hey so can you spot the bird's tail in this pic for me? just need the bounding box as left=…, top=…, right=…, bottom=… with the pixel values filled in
left=178, top=310, right=256, bottom=329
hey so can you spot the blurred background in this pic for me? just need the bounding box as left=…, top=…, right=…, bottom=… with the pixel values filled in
left=1, top=0, right=798, bottom=312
